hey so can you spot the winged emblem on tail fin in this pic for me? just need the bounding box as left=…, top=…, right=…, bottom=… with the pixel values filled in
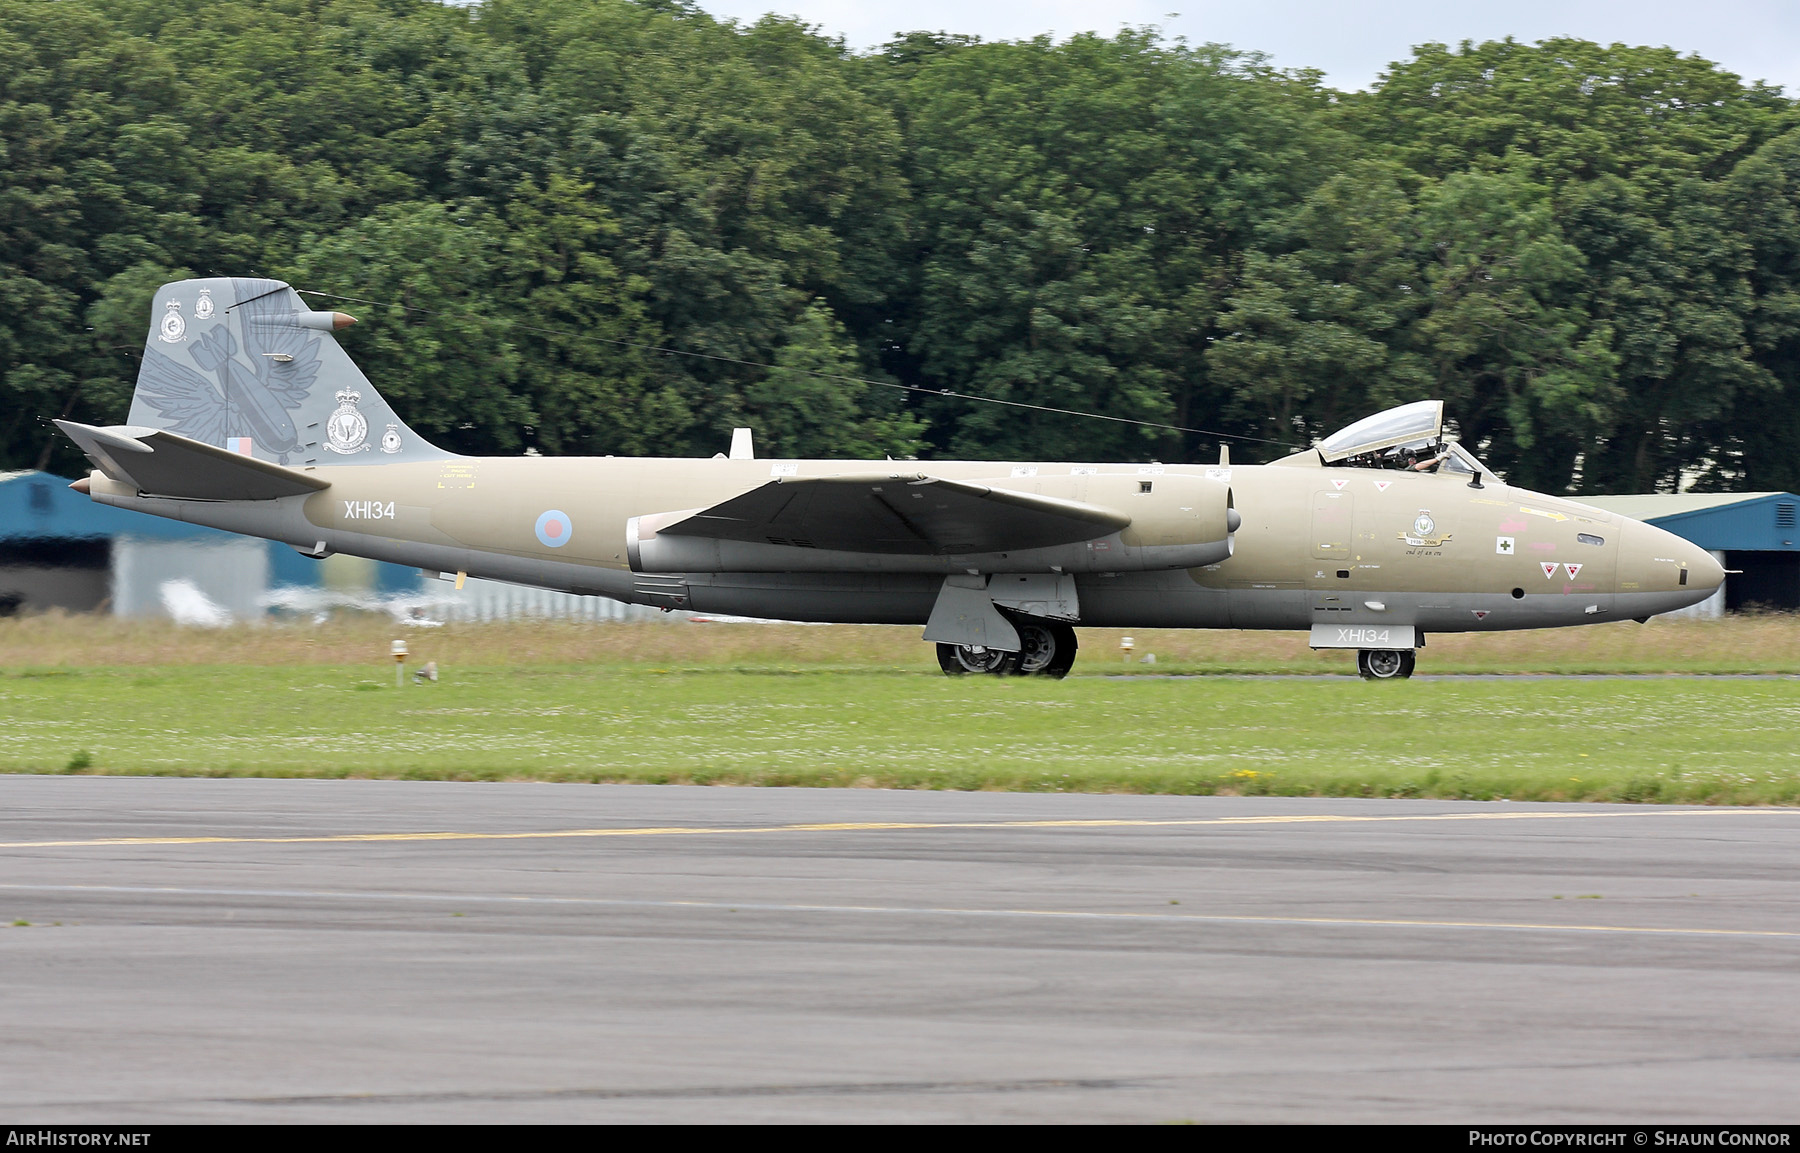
left=134, top=286, right=317, bottom=462
left=133, top=349, right=232, bottom=448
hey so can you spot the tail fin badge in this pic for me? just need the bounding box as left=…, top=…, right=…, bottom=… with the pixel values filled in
left=158, top=300, right=185, bottom=344
left=325, top=389, right=371, bottom=454
left=194, top=289, right=215, bottom=320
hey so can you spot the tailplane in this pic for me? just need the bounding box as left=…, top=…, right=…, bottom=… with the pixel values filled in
left=56, top=420, right=328, bottom=501
left=125, top=277, right=449, bottom=467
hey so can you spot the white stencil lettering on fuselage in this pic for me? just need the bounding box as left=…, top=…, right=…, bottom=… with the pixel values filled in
left=343, top=500, right=396, bottom=520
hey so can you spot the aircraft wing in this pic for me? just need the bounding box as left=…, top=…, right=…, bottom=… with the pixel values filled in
left=56, top=420, right=329, bottom=501
left=656, top=474, right=1130, bottom=555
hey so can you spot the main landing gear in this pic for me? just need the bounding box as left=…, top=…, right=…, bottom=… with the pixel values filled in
left=1357, top=648, right=1416, bottom=680
left=937, top=621, right=1078, bottom=678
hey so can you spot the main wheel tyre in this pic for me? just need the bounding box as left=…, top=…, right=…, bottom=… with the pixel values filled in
left=1009, top=621, right=1079, bottom=678
left=1011, top=622, right=1067, bottom=678
left=937, top=643, right=1020, bottom=676
left=1357, top=648, right=1415, bottom=680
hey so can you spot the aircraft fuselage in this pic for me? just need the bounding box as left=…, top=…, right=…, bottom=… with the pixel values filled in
left=81, top=450, right=1722, bottom=634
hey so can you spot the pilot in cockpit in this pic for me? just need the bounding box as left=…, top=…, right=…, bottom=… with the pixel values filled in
left=1404, top=446, right=1449, bottom=473
left=1317, top=402, right=1486, bottom=487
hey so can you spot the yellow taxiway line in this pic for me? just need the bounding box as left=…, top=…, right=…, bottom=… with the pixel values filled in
left=0, top=805, right=1794, bottom=850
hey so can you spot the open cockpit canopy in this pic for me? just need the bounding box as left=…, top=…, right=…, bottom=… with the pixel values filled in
left=1315, top=400, right=1443, bottom=462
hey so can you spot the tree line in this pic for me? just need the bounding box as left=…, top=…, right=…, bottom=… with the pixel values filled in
left=6, top=0, right=1800, bottom=494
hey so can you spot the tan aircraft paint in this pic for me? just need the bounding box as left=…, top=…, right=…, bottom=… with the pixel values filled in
left=249, top=443, right=1720, bottom=618
left=63, top=276, right=1724, bottom=670
left=83, top=435, right=1719, bottom=639
left=299, top=459, right=1234, bottom=570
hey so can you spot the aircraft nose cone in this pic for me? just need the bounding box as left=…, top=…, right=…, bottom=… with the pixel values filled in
left=1687, top=541, right=1726, bottom=595
left=1619, top=517, right=1722, bottom=616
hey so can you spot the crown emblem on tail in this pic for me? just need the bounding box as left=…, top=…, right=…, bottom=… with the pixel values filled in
left=158, top=299, right=185, bottom=344
left=325, top=389, right=370, bottom=454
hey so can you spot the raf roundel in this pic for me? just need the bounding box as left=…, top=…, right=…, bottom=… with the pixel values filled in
left=535, top=510, right=573, bottom=549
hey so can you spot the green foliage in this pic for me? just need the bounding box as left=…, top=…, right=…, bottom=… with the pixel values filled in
left=1207, top=163, right=1431, bottom=445
left=745, top=300, right=923, bottom=459
left=3, top=3, right=1799, bottom=489
left=894, top=31, right=1333, bottom=461
left=289, top=200, right=534, bottom=453
left=1342, top=38, right=1796, bottom=492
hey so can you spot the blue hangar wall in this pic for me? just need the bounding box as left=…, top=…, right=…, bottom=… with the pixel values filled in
left=0, top=470, right=420, bottom=617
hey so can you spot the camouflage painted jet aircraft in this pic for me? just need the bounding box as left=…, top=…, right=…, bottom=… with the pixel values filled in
left=56, top=277, right=1724, bottom=678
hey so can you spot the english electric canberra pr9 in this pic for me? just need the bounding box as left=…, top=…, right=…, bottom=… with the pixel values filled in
left=56, top=278, right=1723, bottom=678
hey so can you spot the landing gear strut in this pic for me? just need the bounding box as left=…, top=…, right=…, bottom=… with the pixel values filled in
left=1357, top=648, right=1415, bottom=680
left=937, top=621, right=1078, bottom=678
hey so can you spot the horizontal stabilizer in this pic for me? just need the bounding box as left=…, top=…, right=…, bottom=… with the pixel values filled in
left=56, top=420, right=329, bottom=500
left=658, top=474, right=1130, bottom=555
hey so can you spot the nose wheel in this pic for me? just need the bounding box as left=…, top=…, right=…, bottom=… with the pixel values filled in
left=937, top=622, right=1077, bottom=678
left=1357, top=648, right=1415, bottom=680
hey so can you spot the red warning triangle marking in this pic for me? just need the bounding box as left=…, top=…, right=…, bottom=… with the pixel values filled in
left=1374, top=479, right=1392, bottom=491
left=1564, top=562, right=1582, bottom=578
left=1541, top=562, right=1559, bottom=579
left=1331, top=478, right=1347, bottom=490
left=1472, top=610, right=1489, bottom=619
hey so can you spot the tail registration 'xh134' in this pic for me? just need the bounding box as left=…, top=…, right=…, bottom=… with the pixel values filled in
left=57, top=278, right=1723, bottom=680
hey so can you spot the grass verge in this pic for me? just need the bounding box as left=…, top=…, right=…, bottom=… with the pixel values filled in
left=2, top=660, right=1796, bottom=805
left=1, top=612, right=1799, bottom=674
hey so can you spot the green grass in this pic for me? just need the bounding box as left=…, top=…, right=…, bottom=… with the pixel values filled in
left=2, top=663, right=1796, bottom=805
left=6, top=613, right=1800, bottom=675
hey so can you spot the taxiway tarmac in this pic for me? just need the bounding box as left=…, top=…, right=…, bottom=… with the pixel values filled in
left=1, top=777, right=1797, bottom=1123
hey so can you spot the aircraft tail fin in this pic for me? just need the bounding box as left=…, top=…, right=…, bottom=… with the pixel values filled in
left=125, top=277, right=450, bottom=467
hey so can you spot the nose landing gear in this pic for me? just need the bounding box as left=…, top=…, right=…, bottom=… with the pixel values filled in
left=937, top=621, right=1078, bottom=678
left=1357, top=648, right=1416, bottom=680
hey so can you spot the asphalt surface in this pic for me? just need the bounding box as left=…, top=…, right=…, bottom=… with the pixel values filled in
left=1, top=778, right=1797, bottom=1124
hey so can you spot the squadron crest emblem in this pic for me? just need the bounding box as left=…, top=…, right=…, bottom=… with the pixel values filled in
left=324, top=389, right=371, bottom=454
left=1398, top=509, right=1453, bottom=547
left=158, top=300, right=185, bottom=344
left=380, top=424, right=402, bottom=454
left=194, top=289, right=215, bottom=320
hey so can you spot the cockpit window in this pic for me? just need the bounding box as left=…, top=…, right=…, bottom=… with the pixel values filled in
left=1316, top=400, right=1444, bottom=462
left=1335, top=437, right=1455, bottom=473
left=1440, top=443, right=1483, bottom=477
left=1309, top=401, right=1493, bottom=481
